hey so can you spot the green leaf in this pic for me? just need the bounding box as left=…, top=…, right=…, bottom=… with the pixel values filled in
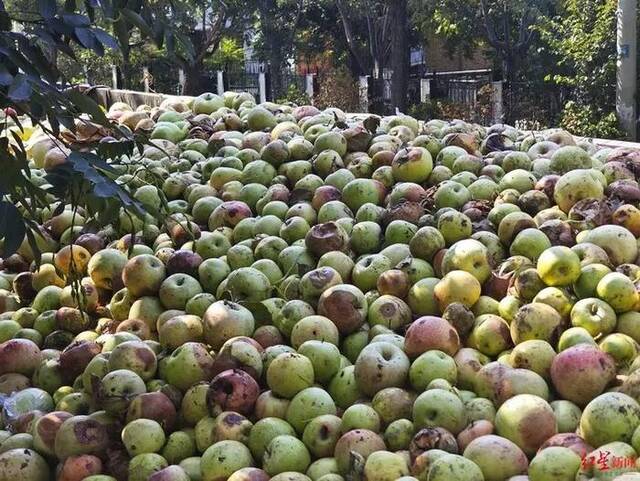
left=66, top=89, right=109, bottom=126
left=57, top=111, right=77, bottom=131
left=8, top=74, right=31, bottom=101
left=93, top=28, right=118, bottom=50
left=62, top=13, right=91, bottom=27
left=0, top=64, right=12, bottom=86
left=24, top=226, right=42, bottom=267
left=69, top=151, right=116, bottom=174
left=52, top=201, right=66, bottom=217
left=74, top=27, right=96, bottom=50
left=96, top=139, right=135, bottom=159
left=113, top=18, right=130, bottom=52
left=120, top=8, right=154, bottom=39
left=38, top=0, right=57, bottom=19
left=18, top=38, right=59, bottom=83
left=0, top=201, right=25, bottom=257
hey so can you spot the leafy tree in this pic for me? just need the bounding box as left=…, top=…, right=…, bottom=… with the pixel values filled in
left=410, top=1, right=478, bottom=56
left=335, top=0, right=392, bottom=77
left=108, top=1, right=153, bottom=89
left=57, top=47, right=121, bottom=86
left=477, top=0, right=555, bottom=83
left=536, top=0, right=619, bottom=133
left=334, top=0, right=395, bottom=112
left=254, top=0, right=305, bottom=99
left=410, top=0, right=555, bottom=83
left=294, top=0, right=348, bottom=71
left=205, top=36, right=246, bottom=70
left=163, top=0, right=254, bottom=95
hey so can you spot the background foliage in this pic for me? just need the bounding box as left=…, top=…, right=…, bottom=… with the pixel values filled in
left=4, top=0, right=625, bottom=136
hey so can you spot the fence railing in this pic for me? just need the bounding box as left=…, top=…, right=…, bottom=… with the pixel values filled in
left=358, top=69, right=500, bottom=122
left=107, top=62, right=315, bottom=106
left=103, top=61, right=501, bottom=119
left=503, top=81, right=565, bottom=127
left=225, top=68, right=261, bottom=99
left=99, top=62, right=570, bottom=127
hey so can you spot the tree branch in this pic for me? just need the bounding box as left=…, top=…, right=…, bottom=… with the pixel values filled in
left=503, top=2, right=510, bottom=53
left=194, top=1, right=228, bottom=63
left=479, top=0, right=506, bottom=51
left=514, top=6, right=536, bottom=52
left=336, top=0, right=367, bottom=74
left=287, top=0, right=304, bottom=47
left=381, top=3, right=393, bottom=60
left=365, top=8, right=376, bottom=60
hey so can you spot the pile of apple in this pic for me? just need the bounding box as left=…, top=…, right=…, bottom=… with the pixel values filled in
left=1, top=91, right=640, bottom=481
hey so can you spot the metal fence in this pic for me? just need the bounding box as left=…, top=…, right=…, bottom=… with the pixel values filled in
left=277, top=72, right=307, bottom=100
left=268, top=63, right=312, bottom=101
left=148, top=60, right=182, bottom=95
left=447, top=79, right=481, bottom=105
left=503, top=81, right=565, bottom=127
left=422, top=69, right=494, bottom=124
left=106, top=61, right=569, bottom=128
left=428, top=69, right=491, bottom=93
left=225, top=65, right=261, bottom=99
left=180, top=60, right=309, bottom=102
left=357, top=69, right=497, bottom=120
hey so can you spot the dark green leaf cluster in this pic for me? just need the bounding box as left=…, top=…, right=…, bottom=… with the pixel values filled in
left=0, top=0, right=163, bottom=257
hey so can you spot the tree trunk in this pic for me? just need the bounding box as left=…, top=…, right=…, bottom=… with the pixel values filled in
left=181, top=63, right=205, bottom=96
left=503, top=51, right=516, bottom=85
left=369, top=59, right=386, bottom=114
left=502, top=51, right=516, bottom=122
left=121, top=46, right=132, bottom=90
left=390, top=0, right=409, bottom=112
left=262, top=12, right=285, bottom=97
left=257, top=0, right=304, bottom=101
left=336, top=0, right=369, bottom=76
left=267, top=44, right=285, bottom=101
left=346, top=52, right=365, bottom=78
left=257, top=0, right=286, bottom=101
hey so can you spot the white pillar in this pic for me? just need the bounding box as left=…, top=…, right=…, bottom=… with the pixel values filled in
left=617, top=0, right=637, bottom=140
left=359, top=76, right=369, bottom=112
left=258, top=72, right=267, bottom=104
left=111, top=65, right=118, bottom=89
left=142, top=66, right=150, bottom=93
left=216, top=71, right=224, bottom=95
left=420, top=78, right=430, bottom=103
left=305, top=74, right=314, bottom=101
left=82, top=64, right=89, bottom=85
left=178, top=69, right=186, bottom=93
left=491, top=81, right=504, bottom=124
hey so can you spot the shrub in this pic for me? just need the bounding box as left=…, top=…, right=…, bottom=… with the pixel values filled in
left=408, top=98, right=487, bottom=124
left=315, top=67, right=360, bottom=112
left=559, top=101, right=623, bottom=139
left=407, top=99, right=441, bottom=120
left=276, top=84, right=311, bottom=106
